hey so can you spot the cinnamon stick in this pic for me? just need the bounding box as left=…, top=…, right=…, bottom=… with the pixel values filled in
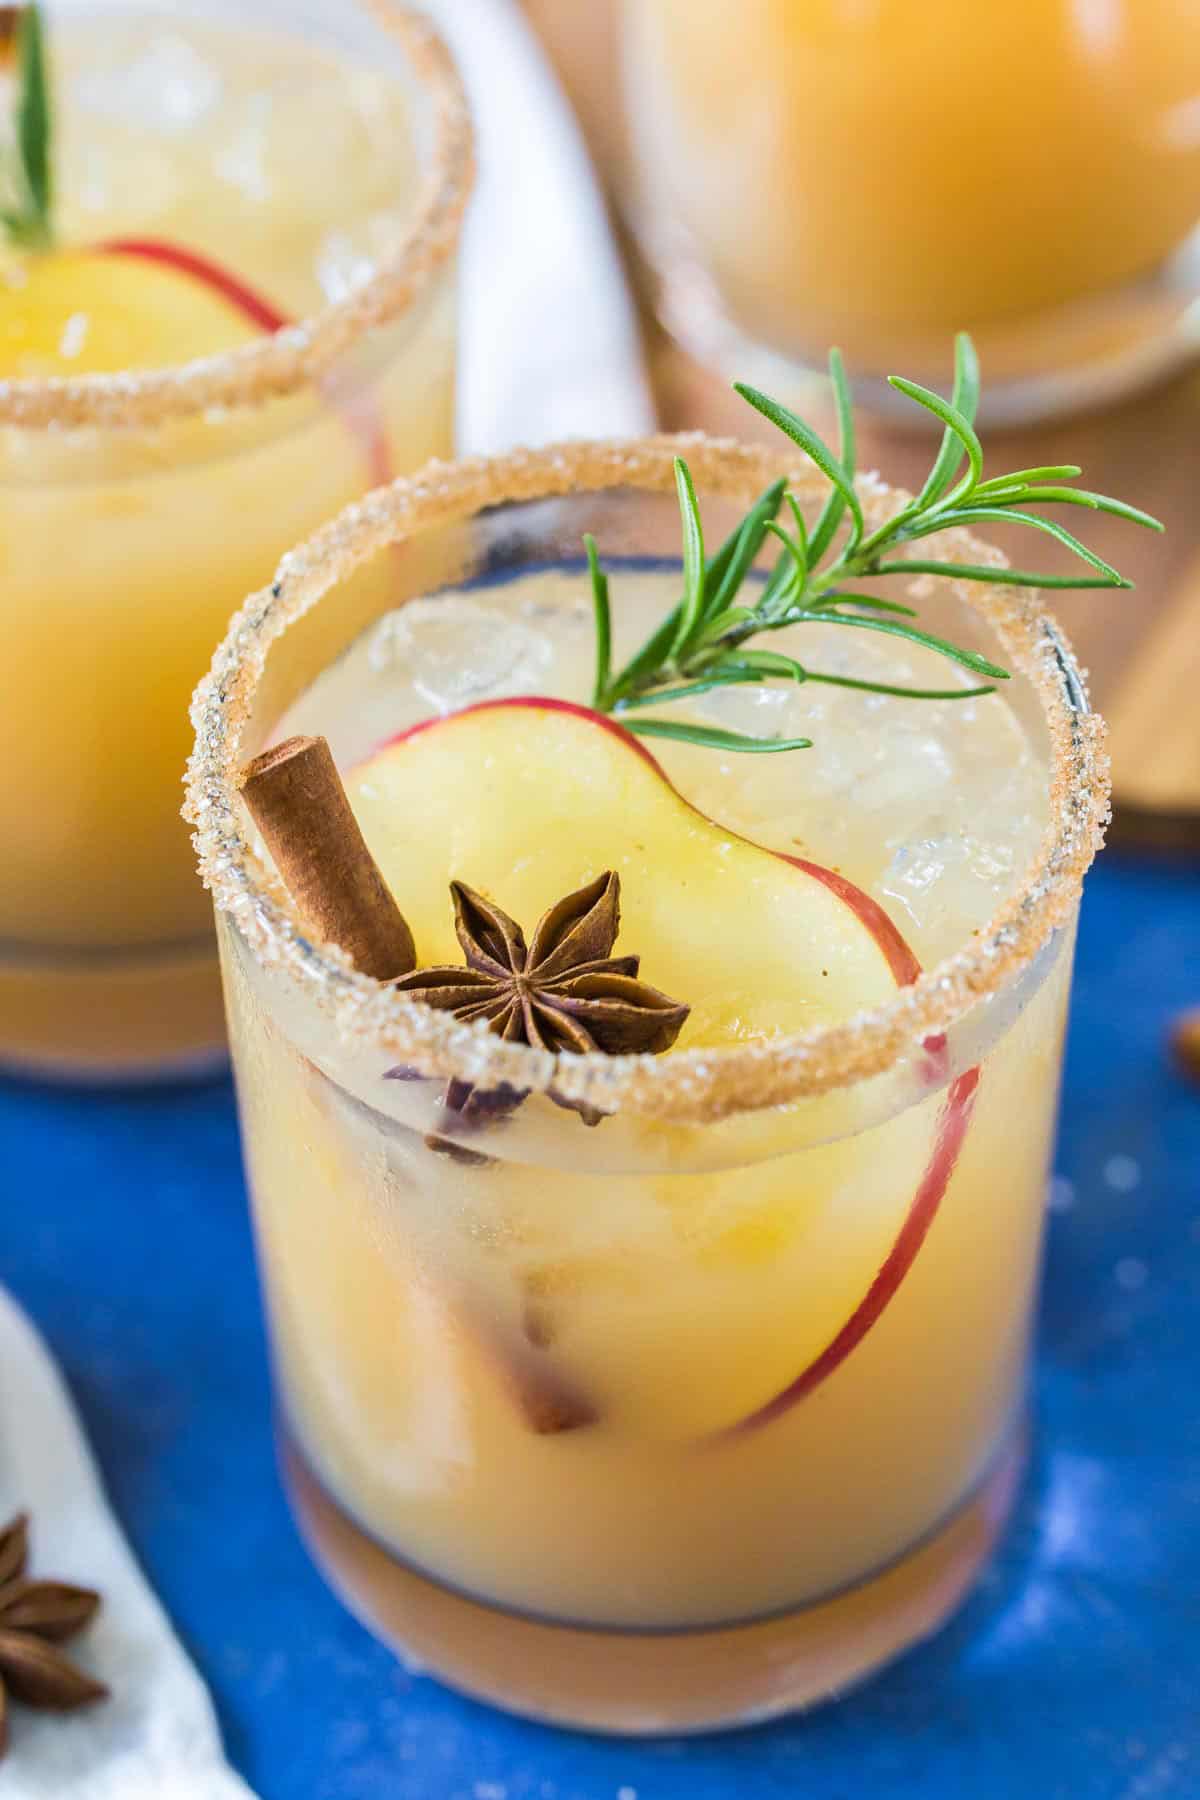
left=466, top=1296, right=599, bottom=1436
left=238, top=735, right=416, bottom=979
left=1171, top=1009, right=1200, bottom=1085
left=238, top=734, right=595, bottom=1436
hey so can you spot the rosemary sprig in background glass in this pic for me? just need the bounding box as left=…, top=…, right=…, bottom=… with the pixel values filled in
left=1, top=3, right=52, bottom=248
left=586, top=335, right=1162, bottom=754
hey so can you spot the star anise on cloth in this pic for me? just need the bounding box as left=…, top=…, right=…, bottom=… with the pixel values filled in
left=0, top=1513, right=107, bottom=1757
left=393, top=871, right=690, bottom=1127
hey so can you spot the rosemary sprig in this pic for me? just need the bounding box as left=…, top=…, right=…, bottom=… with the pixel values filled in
left=588, top=334, right=1162, bottom=754
left=1, top=4, right=53, bottom=249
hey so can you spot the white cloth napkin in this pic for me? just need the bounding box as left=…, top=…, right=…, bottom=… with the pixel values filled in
left=0, top=5, right=649, bottom=1795
left=423, top=0, right=655, bottom=449
left=0, top=1287, right=257, bottom=1799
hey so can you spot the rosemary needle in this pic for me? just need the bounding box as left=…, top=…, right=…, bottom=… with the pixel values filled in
left=586, top=334, right=1162, bottom=754
left=1, top=5, right=54, bottom=249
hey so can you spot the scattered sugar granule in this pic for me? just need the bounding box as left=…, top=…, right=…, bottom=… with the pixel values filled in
left=1103, top=1154, right=1141, bottom=1194
left=1048, top=1175, right=1076, bottom=1213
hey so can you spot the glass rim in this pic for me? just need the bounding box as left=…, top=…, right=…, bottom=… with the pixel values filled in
left=185, top=435, right=1110, bottom=1125
left=0, top=1, right=474, bottom=432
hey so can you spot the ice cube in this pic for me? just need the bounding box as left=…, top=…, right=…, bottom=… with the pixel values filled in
left=882, top=829, right=1017, bottom=937
left=214, top=94, right=272, bottom=204
left=75, top=36, right=222, bottom=134
left=886, top=835, right=964, bottom=897
left=71, top=141, right=178, bottom=221
left=698, top=679, right=824, bottom=739
left=846, top=733, right=955, bottom=821
left=367, top=598, right=553, bottom=713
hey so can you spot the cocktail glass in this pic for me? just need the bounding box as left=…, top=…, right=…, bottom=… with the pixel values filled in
left=621, top=0, right=1200, bottom=419
left=0, top=0, right=471, bottom=1078
left=186, top=436, right=1108, bottom=1731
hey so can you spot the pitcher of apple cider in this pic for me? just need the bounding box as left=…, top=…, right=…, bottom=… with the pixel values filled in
left=622, top=0, right=1200, bottom=416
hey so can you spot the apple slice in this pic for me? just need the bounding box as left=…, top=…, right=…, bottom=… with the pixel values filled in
left=717, top=1063, right=979, bottom=1439
left=2, top=240, right=393, bottom=489
left=1, top=247, right=270, bottom=379
left=347, top=698, right=978, bottom=1438
left=100, top=237, right=290, bottom=335
left=100, top=240, right=394, bottom=490
left=351, top=698, right=917, bottom=1038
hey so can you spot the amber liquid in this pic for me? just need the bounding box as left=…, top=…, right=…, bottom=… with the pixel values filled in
left=217, top=559, right=1074, bottom=1725
left=284, top=1423, right=1026, bottom=1730
left=625, top=0, right=1200, bottom=392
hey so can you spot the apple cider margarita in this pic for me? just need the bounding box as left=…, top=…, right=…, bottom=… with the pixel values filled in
left=187, top=344, right=1149, bottom=1730
left=0, top=2, right=470, bottom=1077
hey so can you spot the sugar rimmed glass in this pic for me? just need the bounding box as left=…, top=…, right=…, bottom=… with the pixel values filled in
left=0, top=0, right=472, bottom=1079
left=187, top=437, right=1108, bottom=1732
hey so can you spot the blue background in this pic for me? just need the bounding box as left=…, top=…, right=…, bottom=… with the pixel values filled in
left=3, top=852, right=1198, bottom=1800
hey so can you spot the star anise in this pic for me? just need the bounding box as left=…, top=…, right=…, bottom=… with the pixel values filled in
left=394, top=871, right=690, bottom=1126
left=0, top=1513, right=107, bottom=1758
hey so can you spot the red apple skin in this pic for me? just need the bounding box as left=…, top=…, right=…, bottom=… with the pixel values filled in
left=716, top=1066, right=980, bottom=1439
left=384, top=697, right=924, bottom=987
left=100, top=237, right=290, bottom=334
left=372, top=695, right=983, bottom=1437
left=100, top=237, right=395, bottom=489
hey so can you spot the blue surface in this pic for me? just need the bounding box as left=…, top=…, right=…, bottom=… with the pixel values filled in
left=2, top=852, right=1199, bottom=1800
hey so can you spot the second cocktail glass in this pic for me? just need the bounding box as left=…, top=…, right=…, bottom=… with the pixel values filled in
left=622, top=0, right=1200, bottom=415
left=0, top=0, right=471, bottom=1078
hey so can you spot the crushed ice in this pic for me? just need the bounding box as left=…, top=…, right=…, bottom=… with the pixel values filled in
left=367, top=597, right=553, bottom=712
left=75, top=35, right=222, bottom=133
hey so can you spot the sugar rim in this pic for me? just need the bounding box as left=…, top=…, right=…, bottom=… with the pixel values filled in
left=0, top=2, right=474, bottom=430
left=185, top=435, right=1110, bottom=1124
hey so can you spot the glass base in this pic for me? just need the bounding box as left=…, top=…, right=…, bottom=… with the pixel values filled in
left=0, top=937, right=227, bottom=1085
left=633, top=209, right=1200, bottom=427
left=282, top=1425, right=1026, bottom=1735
